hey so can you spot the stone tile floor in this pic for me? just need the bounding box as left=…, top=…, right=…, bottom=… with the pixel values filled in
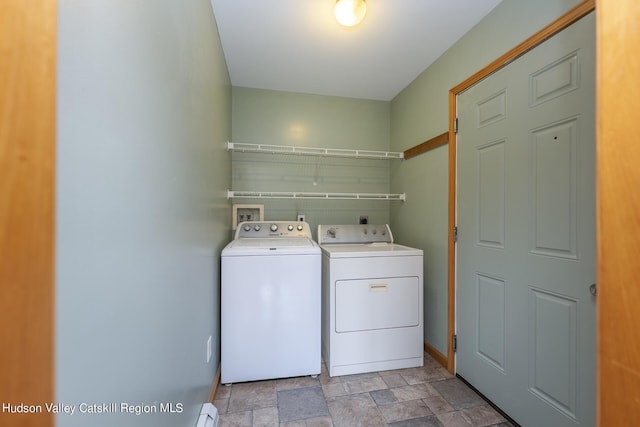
left=214, top=352, right=514, bottom=427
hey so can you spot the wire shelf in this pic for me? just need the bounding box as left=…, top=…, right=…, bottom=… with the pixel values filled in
left=227, top=190, right=406, bottom=201
left=227, top=141, right=404, bottom=160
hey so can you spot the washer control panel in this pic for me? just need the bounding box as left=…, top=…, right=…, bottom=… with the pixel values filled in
left=235, top=221, right=311, bottom=239
left=317, top=224, right=393, bottom=244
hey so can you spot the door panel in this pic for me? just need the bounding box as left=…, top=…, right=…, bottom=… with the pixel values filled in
left=529, top=51, right=580, bottom=106
left=528, top=287, right=578, bottom=418
left=477, top=140, right=506, bottom=248
left=476, top=273, right=506, bottom=371
left=456, top=12, right=595, bottom=427
left=529, top=117, right=579, bottom=259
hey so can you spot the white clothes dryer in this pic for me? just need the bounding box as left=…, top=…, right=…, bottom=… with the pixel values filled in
left=318, top=224, right=424, bottom=377
left=221, top=221, right=321, bottom=384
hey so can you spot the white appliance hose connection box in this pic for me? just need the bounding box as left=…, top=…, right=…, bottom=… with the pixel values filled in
left=231, top=204, right=264, bottom=230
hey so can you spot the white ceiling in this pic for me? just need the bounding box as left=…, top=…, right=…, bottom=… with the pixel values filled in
left=210, top=0, right=502, bottom=101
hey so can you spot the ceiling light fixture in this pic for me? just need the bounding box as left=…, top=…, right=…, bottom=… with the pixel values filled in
left=334, top=0, right=367, bottom=27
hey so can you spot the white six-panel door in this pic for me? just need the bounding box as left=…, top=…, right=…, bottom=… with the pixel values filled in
left=456, top=12, right=596, bottom=427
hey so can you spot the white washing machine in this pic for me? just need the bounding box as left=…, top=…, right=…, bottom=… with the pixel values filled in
left=318, top=224, right=424, bottom=377
left=221, top=221, right=321, bottom=384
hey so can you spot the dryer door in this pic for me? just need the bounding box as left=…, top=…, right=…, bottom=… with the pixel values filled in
left=335, top=276, right=420, bottom=333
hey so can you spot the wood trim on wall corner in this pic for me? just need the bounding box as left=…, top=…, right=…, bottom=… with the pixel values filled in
left=424, top=341, right=448, bottom=369
left=403, top=132, right=449, bottom=160
left=208, top=364, right=222, bottom=403
left=445, top=0, right=596, bottom=375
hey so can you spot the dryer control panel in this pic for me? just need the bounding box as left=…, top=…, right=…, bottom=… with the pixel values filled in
left=317, top=224, right=393, bottom=244
left=235, top=221, right=312, bottom=239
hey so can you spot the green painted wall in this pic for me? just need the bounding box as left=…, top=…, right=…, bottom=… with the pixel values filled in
left=56, top=1, right=231, bottom=426
left=390, top=0, right=584, bottom=354
left=231, top=88, right=393, bottom=238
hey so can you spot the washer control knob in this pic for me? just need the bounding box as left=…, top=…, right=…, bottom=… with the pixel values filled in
left=243, top=224, right=251, bottom=232
left=288, top=224, right=294, bottom=231
left=270, top=224, right=278, bottom=232
left=297, top=224, right=304, bottom=231
left=254, top=224, right=261, bottom=231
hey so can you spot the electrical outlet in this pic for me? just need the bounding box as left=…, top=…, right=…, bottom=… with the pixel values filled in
left=359, top=215, right=368, bottom=224
left=297, top=214, right=306, bottom=222
left=206, top=336, right=212, bottom=364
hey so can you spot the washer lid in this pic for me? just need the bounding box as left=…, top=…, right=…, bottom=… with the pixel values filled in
left=320, top=242, right=422, bottom=258
left=222, top=237, right=320, bottom=256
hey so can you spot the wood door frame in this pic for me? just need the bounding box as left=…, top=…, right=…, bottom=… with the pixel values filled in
left=446, top=0, right=596, bottom=373
left=596, top=0, right=640, bottom=424
left=0, top=1, right=56, bottom=426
